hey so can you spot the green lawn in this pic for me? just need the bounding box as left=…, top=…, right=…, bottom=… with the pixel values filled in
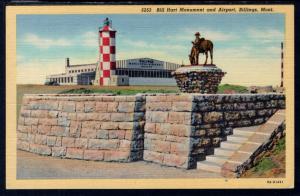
left=58, top=84, right=248, bottom=95
left=217, top=84, right=248, bottom=93
left=59, top=88, right=179, bottom=95
left=242, top=136, right=285, bottom=178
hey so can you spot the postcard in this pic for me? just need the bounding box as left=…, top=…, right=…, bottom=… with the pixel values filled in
left=6, top=4, right=294, bottom=189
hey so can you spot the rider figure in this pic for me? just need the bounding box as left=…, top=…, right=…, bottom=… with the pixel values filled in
left=193, top=32, right=205, bottom=45
left=193, top=32, right=205, bottom=52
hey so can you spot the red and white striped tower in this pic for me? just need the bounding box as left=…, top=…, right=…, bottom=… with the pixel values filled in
left=280, top=42, right=284, bottom=87
left=98, top=18, right=116, bottom=86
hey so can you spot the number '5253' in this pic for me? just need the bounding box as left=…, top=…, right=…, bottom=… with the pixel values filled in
left=141, top=8, right=152, bottom=12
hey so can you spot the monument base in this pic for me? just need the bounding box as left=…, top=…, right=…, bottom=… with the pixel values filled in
left=172, top=65, right=226, bottom=94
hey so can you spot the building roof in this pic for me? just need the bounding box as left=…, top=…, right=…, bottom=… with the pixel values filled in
left=68, top=63, right=97, bottom=68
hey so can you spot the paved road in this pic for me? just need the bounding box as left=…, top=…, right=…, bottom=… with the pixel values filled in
left=17, top=150, right=222, bottom=179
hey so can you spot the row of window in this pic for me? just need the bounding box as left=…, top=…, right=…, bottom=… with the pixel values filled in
left=115, top=69, right=173, bottom=78
left=50, top=77, right=74, bottom=83
left=116, top=60, right=181, bottom=70
left=68, top=68, right=96, bottom=74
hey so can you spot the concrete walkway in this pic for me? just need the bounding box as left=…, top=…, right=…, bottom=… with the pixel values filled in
left=17, top=150, right=222, bottom=179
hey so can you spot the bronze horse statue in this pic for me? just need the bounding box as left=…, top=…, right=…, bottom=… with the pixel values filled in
left=189, top=39, right=214, bottom=65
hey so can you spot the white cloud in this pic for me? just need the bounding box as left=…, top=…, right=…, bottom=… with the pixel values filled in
left=219, top=57, right=281, bottom=86
left=166, top=28, right=238, bottom=42
left=21, top=30, right=100, bottom=50
left=247, top=29, right=284, bottom=41
left=17, top=59, right=65, bottom=84
left=125, top=40, right=148, bottom=48
left=117, top=50, right=182, bottom=64
left=122, top=38, right=185, bottom=51
left=265, top=46, right=281, bottom=54
left=65, top=56, right=98, bottom=65
left=118, top=36, right=189, bottom=64
left=23, top=33, right=72, bottom=49
left=214, top=46, right=253, bottom=59
left=16, top=55, right=98, bottom=84
left=81, top=31, right=98, bottom=47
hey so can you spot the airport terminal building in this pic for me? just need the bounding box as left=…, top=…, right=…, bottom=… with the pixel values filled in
left=45, top=57, right=181, bottom=86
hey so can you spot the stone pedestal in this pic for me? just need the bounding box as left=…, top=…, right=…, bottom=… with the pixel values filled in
left=172, top=65, right=226, bottom=94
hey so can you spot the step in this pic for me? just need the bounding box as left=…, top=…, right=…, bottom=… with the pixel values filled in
left=226, top=134, right=249, bottom=142
left=221, top=141, right=243, bottom=150
left=214, top=147, right=235, bottom=156
left=233, top=128, right=255, bottom=136
left=206, top=155, right=229, bottom=164
left=197, top=160, right=222, bottom=173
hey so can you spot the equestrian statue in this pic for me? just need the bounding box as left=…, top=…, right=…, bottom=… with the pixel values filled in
left=189, top=32, right=214, bottom=65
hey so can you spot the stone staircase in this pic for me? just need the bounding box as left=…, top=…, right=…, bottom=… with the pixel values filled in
left=197, top=110, right=285, bottom=177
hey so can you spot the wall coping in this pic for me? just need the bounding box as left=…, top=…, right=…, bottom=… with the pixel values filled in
left=23, top=93, right=284, bottom=97
left=22, top=93, right=284, bottom=102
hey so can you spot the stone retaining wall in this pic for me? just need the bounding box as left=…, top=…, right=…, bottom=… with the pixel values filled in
left=17, top=94, right=146, bottom=162
left=17, top=93, right=285, bottom=169
left=143, top=94, right=285, bottom=169
left=144, top=95, right=195, bottom=168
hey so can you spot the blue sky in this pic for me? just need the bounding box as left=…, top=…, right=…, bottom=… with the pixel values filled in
left=17, top=14, right=284, bottom=85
